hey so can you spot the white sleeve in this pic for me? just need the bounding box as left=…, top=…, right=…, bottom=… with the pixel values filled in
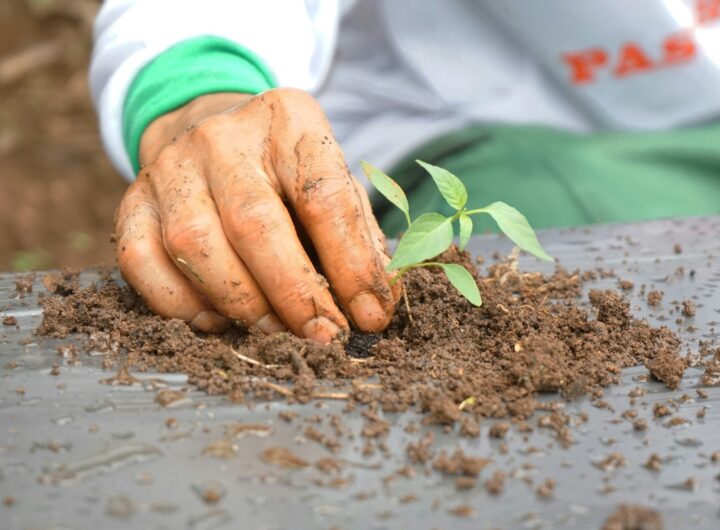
left=89, top=0, right=340, bottom=180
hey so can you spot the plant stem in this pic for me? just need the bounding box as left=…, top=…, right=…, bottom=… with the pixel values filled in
left=403, top=211, right=412, bottom=230
left=388, top=266, right=410, bottom=286
left=389, top=262, right=444, bottom=285
left=462, top=207, right=488, bottom=216
left=389, top=261, right=447, bottom=285
left=411, top=262, right=445, bottom=269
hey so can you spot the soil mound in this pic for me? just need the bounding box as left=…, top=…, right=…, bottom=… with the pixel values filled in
left=37, top=248, right=686, bottom=425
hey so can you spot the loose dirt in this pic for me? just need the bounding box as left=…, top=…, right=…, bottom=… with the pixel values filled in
left=37, top=247, right=687, bottom=429
left=601, top=504, right=664, bottom=530
left=31, top=247, right=709, bottom=524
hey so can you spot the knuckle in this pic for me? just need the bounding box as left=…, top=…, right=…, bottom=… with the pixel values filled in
left=188, top=116, right=263, bottom=168
left=264, top=87, right=317, bottom=108
left=115, top=182, right=150, bottom=224
left=189, top=115, right=227, bottom=146
left=152, top=144, right=180, bottom=174
left=163, top=215, right=214, bottom=257
left=117, top=237, right=155, bottom=273
left=273, top=279, right=317, bottom=314
left=225, top=194, right=282, bottom=243
left=124, top=178, right=145, bottom=198
left=261, top=88, right=325, bottom=125
left=301, top=177, right=356, bottom=223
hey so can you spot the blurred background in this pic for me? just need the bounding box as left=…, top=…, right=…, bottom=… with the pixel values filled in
left=0, top=0, right=125, bottom=271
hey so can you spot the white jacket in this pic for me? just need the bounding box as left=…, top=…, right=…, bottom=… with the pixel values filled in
left=91, top=0, right=720, bottom=181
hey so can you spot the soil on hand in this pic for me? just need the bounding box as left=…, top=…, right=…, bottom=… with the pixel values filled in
left=37, top=247, right=686, bottom=426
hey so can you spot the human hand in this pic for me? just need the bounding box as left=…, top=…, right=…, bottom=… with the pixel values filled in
left=114, top=89, right=399, bottom=342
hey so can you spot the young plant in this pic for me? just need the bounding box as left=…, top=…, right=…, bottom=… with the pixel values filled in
left=361, top=160, right=553, bottom=307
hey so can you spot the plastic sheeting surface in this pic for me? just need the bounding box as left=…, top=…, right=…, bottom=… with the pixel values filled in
left=1, top=216, right=719, bottom=529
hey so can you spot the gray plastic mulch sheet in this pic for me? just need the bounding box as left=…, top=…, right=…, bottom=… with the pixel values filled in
left=1, top=216, right=719, bottom=530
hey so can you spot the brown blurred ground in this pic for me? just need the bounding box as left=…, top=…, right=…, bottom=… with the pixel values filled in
left=0, top=0, right=126, bottom=271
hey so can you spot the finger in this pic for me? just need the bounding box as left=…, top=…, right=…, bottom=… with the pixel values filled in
left=147, top=154, right=285, bottom=334
left=352, top=179, right=402, bottom=305
left=207, top=153, right=349, bottom=344
left=115, top=178, right=228, bottom=333
left=264, top=90, right=396, bottom=332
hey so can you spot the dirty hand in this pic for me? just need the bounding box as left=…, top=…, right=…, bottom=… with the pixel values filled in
left=114, top=88, right=399, bottom=343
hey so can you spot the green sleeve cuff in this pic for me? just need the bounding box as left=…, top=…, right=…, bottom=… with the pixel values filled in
left=123, top=36, right=277, bottom=173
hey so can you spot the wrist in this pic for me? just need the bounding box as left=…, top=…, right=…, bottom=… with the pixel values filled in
left=139, top=92, right=253, bottom=167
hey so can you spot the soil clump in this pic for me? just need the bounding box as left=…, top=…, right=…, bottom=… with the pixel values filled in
left=601, top=504, right=663, bottom=530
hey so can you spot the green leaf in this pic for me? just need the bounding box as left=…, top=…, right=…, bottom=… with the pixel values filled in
left=458, top=214, right=472, bottom=251
left=388, top=213, right=453, bottom=270
left=416, top=160, right=467, bottom=211
left=436, top=263, right=482, bottom=306
left=360, top=160, right=411, bottom=228
left=476, top=202, right=553, bottom=261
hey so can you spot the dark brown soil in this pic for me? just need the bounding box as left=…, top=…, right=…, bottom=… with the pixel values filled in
left=261, top=446, right=309, bottom=469
left=647, top=291, right=663, bottom=307
left=681, top=300, right=696, bottom=317
left=433, top=448, right=490, bottom=476
left=601, top=504, right=664, bottom=530
left=484, top=470, right=507, bottom=495
left=700, top=342, right=720, bottom=386
left=37, top=247, right=688, bottom=432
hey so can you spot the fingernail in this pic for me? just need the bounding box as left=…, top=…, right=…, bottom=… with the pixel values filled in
left=255, top=313, right=287, bottom=334
left=348, top=293, right=387, bottom=332
left=302, top=316, right=341, bottom=344
left=190, top=310, right=230, bottom=333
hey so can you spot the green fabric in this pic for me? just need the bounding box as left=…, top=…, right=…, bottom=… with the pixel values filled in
left=377, top=124, right=720, bottom=237
left=123, top=36, right=277, bottom=173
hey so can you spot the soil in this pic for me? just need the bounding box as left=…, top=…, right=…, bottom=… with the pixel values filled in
left=37, top=247, right=689, bottom=432
left=653, top=403, right=671, bottom=418
left=681, top=300, right=696, bottom=317
left=699, top=341, right=720, bottom=386
left=484, top=470, right=507, bottom=495
left=260, top=446, right=310, bottom=469
left=433, top=448, right=490, bottom=477
left=601, top=504, right=664, bottom=530
left=448, top=504, right=474, bottom=518
left=535, top=478, right=556, bottom=498
left=644, top=453, right=663, bottom=471
left=647, top=290, right=663, bottom=307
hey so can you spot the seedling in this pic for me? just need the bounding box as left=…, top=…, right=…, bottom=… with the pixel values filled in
left=361, top=160, right=553, bottom=306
